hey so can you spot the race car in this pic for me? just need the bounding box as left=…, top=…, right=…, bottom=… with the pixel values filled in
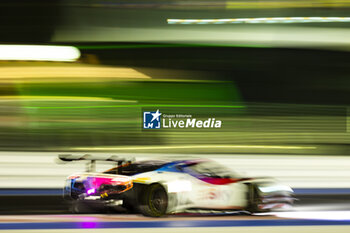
left=60, top=154, right=294, bottom=217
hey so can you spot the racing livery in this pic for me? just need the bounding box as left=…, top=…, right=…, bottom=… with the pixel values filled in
left=60, top=154, right=294, bottom=217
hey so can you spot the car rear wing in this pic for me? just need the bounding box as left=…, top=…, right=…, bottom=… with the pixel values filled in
left=58, top=154, right=135, bottom=172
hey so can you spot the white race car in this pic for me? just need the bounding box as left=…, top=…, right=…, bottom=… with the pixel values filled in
left=61, top=155, right=294, bottom=217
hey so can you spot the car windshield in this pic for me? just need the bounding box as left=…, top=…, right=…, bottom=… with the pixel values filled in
left=183, top=160, right=238, bottom=179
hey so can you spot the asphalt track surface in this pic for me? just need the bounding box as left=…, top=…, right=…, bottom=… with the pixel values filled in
left=1, top=212, right=350, bottom=232
left=2, top=194, right=350, bottom=232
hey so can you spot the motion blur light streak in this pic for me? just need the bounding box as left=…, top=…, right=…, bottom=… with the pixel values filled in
left=167, top=17, right=350, bottom=24
left=0, top=45, right=80, bottom=62
left=0, top=66, right=151, bottom=81
left=3, top=153, right=349, bottom=189
left=53, top=0, right=350, bottom=9
left=226, top=0, right=350, bottom=9
left=53, top=26, right=350, bottom=49
left=0, top=96, right=136, bottom=102
left=75, top=43, right=270, bottom=50
left=73, top=145, right=317, bottom=151
left=23, top=104, right=244, bottom=109
left=270, top=211, right=350, bottom=221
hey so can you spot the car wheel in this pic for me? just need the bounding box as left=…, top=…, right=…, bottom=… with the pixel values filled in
left=139, top=183, right=168, bottom=217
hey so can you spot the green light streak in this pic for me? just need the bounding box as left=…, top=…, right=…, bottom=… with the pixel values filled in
left=24, top=104, right=245, bottom=109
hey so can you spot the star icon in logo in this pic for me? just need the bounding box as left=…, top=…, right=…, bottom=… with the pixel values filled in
left=151, top=109, right=161, bottom=122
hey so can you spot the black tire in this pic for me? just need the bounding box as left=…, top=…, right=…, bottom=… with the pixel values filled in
left=139, top=183, right=168, bottom=217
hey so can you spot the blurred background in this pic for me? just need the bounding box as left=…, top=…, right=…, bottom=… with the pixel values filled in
left=0, top=0, right=349, bottom=155
left=0, top=0, right=350, bottom=220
